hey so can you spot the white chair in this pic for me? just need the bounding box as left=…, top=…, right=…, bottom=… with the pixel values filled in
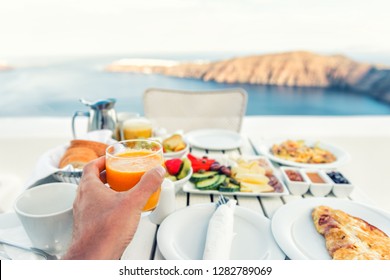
left=143, top=88, right=248, bottom=133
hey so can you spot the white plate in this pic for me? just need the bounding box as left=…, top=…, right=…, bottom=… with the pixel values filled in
left=256, top=138, right=350, bottom=168
left=185, top=129, right=243, bottom=150
left=157, top=203, right=285, bottom=260
left=271, top=198, right=390, bottom=260
left=183, top=155, right=289, bottom=197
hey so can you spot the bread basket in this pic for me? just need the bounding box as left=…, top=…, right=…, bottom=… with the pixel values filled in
left=48, top=131, right=115, bottom=185
left=53, top=169, right=83, bottom=184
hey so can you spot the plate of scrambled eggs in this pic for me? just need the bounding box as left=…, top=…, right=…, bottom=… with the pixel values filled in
left=257, top=139, right=350, bottom=168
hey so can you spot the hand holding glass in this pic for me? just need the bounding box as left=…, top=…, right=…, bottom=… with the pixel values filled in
left=106, top=140, right=164, bottom=211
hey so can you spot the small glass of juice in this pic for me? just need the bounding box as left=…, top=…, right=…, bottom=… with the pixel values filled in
left=106, top=139, right=164, bottom=212
left=122, top=117, right=153, bottom=140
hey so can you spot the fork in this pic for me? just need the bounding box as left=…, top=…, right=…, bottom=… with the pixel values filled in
left=215, top=195, right=229, bottom=208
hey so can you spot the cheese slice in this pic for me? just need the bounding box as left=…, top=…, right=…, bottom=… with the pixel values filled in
left=240, top=182, right=274, bottom=193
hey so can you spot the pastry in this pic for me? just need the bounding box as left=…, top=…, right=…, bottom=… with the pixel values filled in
left=312, top=205, right=390, bottom=260
left=69, top=139, right=108, bottom=157
left=58, top=139, right=108, bottom=169
left=59, top=146, right=98, bottom=169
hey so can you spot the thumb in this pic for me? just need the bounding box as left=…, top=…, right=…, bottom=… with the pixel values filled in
left=127, top=165, right=166, bottom=210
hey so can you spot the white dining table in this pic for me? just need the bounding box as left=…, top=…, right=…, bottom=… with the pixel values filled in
left=123, top=135, right=285, bottom=260
left=121, top=117, right=390, bottom=260
left=1, top=115, right=390, bottom=260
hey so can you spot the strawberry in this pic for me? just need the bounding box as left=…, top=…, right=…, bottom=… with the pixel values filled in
left=165, top=158, right=182, bottom=176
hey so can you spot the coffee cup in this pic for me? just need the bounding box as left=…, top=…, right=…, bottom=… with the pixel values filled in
left=14, top=182, right=77, bottom=256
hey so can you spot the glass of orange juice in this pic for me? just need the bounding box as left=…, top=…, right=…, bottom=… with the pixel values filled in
left=122, top=117, right=153, bottom=140
left=106, top=139, right=164, bottom=212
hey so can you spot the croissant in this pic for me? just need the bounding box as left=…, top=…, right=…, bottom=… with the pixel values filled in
left=69, top=139, right=108, bottom=157
left=59, top=140, right=109, bottom=169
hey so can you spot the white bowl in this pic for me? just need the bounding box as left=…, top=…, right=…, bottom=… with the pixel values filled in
left=323, top=171, right=354, bottom=198
left=168, top=168, right=193, bottom=193
left=332, top=183, right=354, bottom=198
left=302, top=170, right=333, bottom=197
left=280, top=167, right=309, bottom=195
left=163, top=143, right=189, bottom=159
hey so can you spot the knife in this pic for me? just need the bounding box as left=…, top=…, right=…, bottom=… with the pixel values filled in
left=248, top=137, right=260, bottom=156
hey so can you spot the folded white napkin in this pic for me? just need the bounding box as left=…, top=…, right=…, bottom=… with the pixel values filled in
left=24, top=130, right=116, bottom=189
left=0, top=216, right=42, bottom=260
left=203, top=199, right=237, bottom=260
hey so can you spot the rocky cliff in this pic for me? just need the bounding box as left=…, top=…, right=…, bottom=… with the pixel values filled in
left=106, top=51, right=390, bottom=104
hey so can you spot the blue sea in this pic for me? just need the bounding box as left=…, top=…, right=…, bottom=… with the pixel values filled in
left=1, top=54, right=390, bottom=117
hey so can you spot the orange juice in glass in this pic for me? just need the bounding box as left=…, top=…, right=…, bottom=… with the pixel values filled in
left=106, top=139, right=163, bottom=211
left=122, top=117, right=153, bottom=140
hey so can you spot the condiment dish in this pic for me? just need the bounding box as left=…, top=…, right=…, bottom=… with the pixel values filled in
left=302, top=169, right=332, bottom=197
left=280, top=167, right=309, bottom=195
left=324, top=171, right=354, bottom=198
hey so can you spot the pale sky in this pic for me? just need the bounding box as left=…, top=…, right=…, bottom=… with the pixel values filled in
left=1, top=0, right=389, bottom=57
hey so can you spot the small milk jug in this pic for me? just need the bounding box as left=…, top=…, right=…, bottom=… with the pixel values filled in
left=72, top=98, right=118, bottom=138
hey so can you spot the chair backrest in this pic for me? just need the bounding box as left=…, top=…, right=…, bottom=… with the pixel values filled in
left=143, top=88, right=248, bottom=133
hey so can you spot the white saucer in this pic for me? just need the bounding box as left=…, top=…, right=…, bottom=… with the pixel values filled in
left=0, top=212, right=44, bottom=260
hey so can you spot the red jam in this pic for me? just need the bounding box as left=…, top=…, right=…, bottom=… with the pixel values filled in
left=285, top=170, right=304, bottom=182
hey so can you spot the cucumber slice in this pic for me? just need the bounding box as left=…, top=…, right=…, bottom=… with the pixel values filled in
left=219, top=182, right=240, bottom=192
left=214, top=174, right=226, bottom=188
left=195, top=175, right=220, bottom=190
left=190, top=171, right=218, bottom=183
left=228, top=177, right=240, bottom=185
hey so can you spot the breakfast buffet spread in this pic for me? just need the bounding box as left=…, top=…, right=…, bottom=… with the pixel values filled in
left=21, top=106, right=390, bottom=261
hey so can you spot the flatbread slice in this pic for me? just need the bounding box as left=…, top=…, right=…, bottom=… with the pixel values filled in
left=312, top=205, right=390, bottom=260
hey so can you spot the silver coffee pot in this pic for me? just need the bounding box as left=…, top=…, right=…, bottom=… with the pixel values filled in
left=72, top=98, right=118, bottom=138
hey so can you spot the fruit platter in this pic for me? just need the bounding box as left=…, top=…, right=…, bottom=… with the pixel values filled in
left=182, top=154, right=289, bottom=197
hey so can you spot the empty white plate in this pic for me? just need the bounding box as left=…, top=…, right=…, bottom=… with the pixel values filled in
left=157, top=203, right=285, bottom=260
left=185, top=129, right=243, bottom=150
